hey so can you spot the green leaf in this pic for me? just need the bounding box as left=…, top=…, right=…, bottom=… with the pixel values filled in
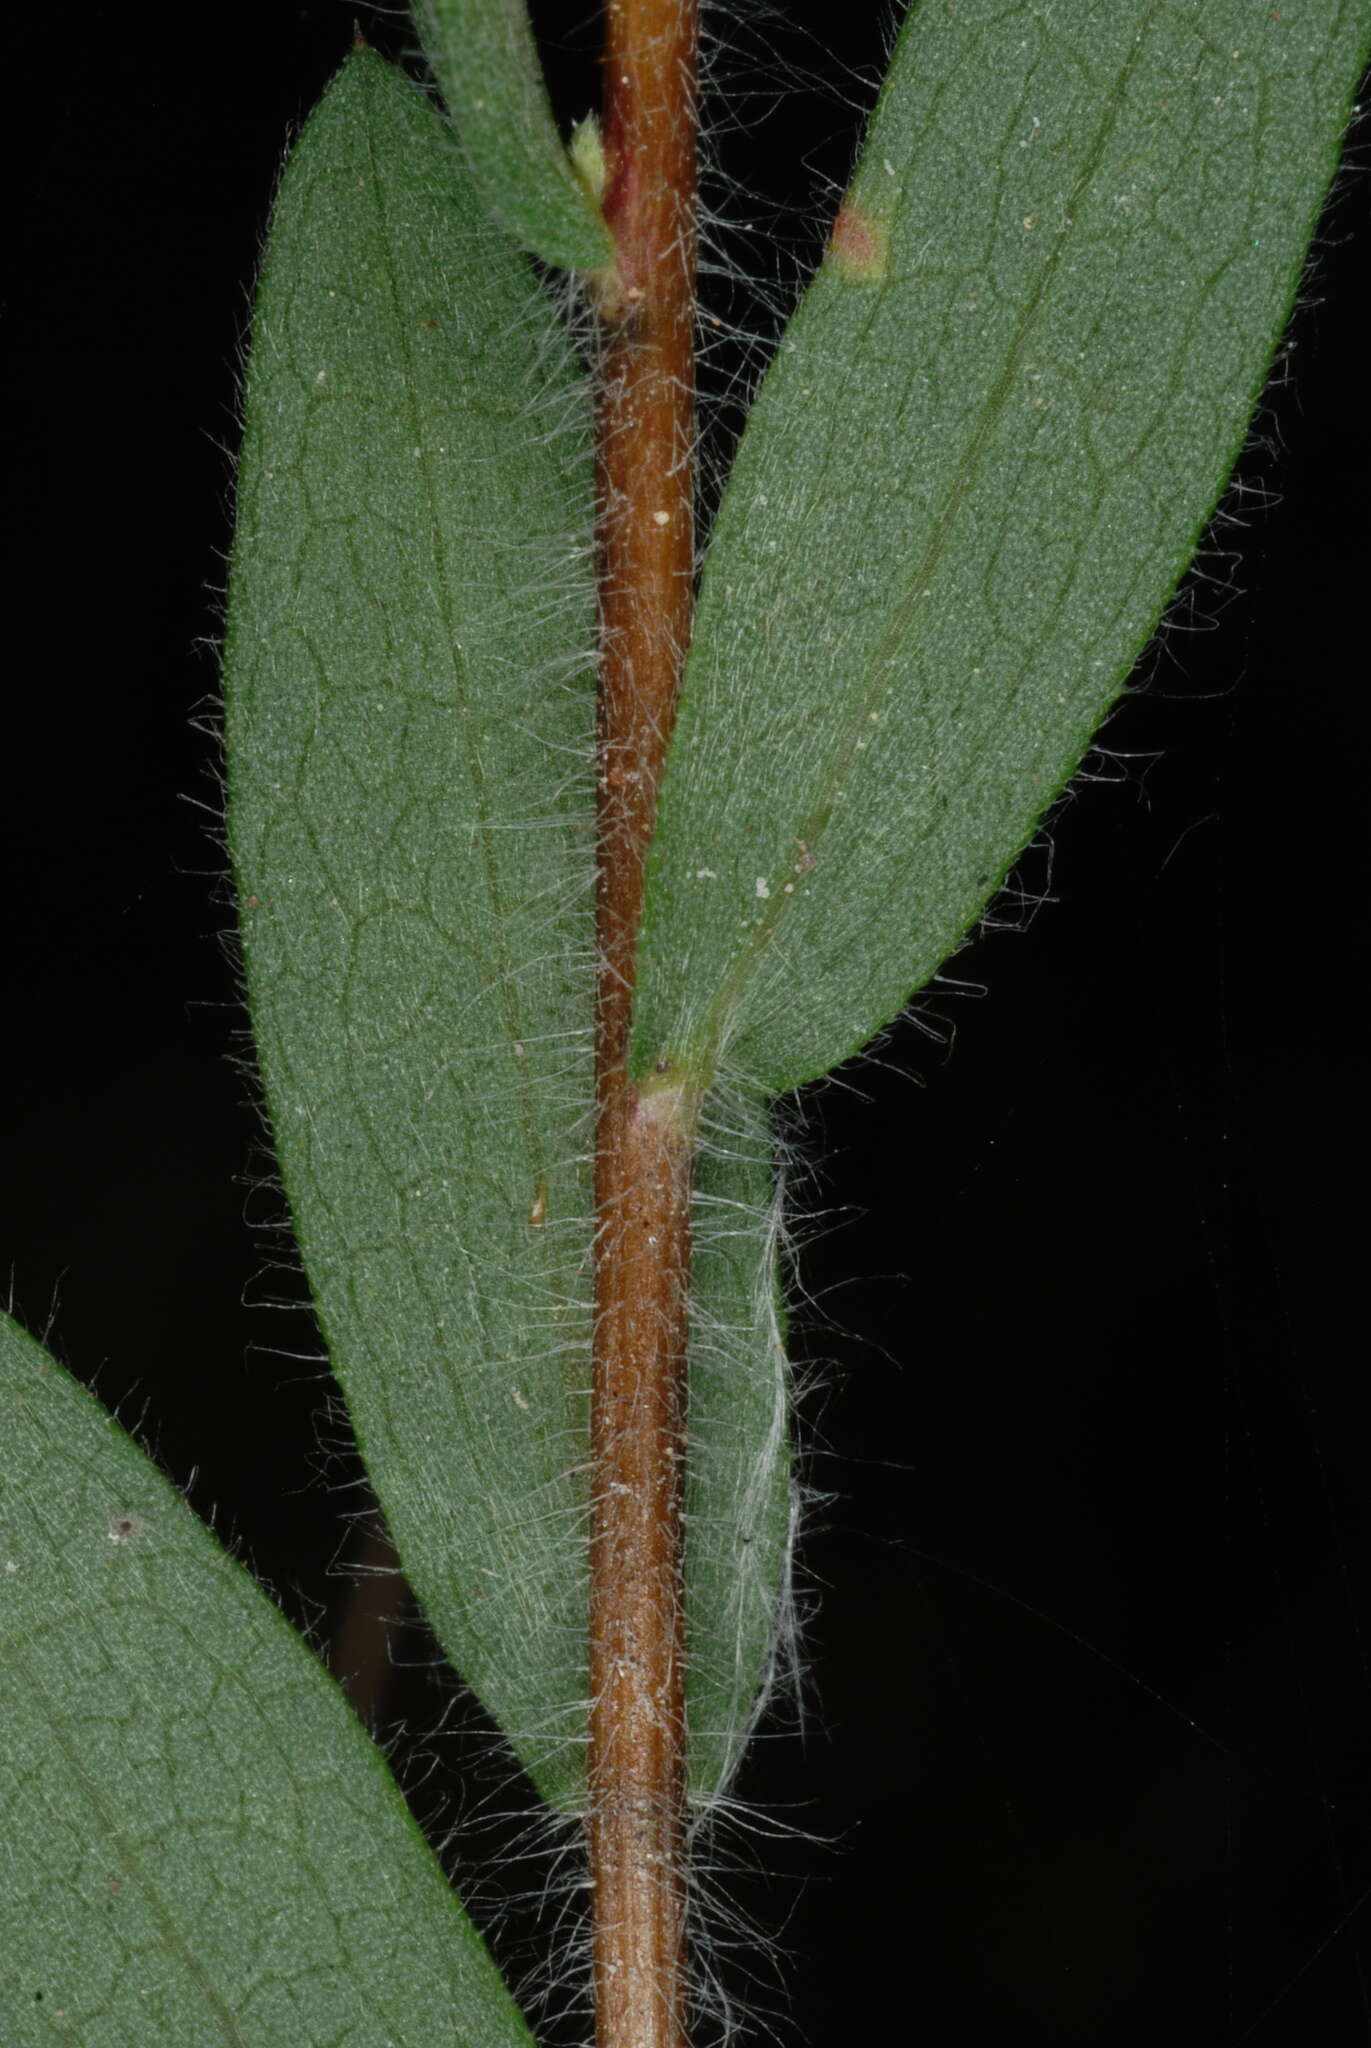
left=414, top=0, right=613, bottom=271
left=0, top=1310, right=533, bottom=2047
left=632, top=0, right=1370, bottom=1096
left=224, top=47, right=788, bottom=1815
left=684, top=1111, right=792, bottom=1797
left=225, top=46, right=599, bottom=1808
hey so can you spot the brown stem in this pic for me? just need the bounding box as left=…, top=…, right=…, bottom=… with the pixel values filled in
left=589, top=1, right=699, bottom=2044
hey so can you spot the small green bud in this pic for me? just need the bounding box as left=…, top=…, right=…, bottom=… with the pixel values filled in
left=569, top=112, right=606, bottom=209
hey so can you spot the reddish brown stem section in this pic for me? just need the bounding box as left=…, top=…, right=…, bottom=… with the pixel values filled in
left=589, top=1, right=698, bottom=2045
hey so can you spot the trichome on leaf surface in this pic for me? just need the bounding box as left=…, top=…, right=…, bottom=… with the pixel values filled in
left=2, top=2, right=1367, bottom=2043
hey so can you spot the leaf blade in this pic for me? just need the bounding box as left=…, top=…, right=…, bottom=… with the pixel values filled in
left=414, top=0, right=612, bottom=271
left=632, top=0, right=1370, bottom=1094
left=225, top=47, right=599, bottom=1807
left=0, top=1310, right=533, bottom=2046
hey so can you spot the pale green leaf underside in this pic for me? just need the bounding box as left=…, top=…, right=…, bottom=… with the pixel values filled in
left=225, top=49, right=788, bottom=1811
left=632, top=0, right=1369, bottom=1095
left=416, top=0, right=613, bottom=271
left=0, top=1311, right=532, bottom=2047
left=684, top=1113, right=791, bottom=1793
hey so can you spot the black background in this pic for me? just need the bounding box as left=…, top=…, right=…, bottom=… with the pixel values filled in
left=3, top=4, right=1368, bottom=2041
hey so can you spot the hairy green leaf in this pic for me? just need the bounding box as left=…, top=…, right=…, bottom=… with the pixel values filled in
left=632, top=0, right=1369, bottom=1095
left=684, top=1111, right=792, bottom=1795
left=0, top=1311, right=533, bottom=2046
left=225, top=47, right=599, bottom=1807
left=225, top=47, right=787, bottom=1813
left=414, top=0, right=613, bottom=271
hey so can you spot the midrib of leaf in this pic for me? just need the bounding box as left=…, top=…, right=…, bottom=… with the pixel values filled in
left=357, top=109, right=568, bottom=1281
left=3, top=1634, right=245, bottom=2043
left=691, top=9, right=1160, bottom=1076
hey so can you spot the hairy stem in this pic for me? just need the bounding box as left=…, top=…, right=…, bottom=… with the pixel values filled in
left=589, top=0, right=699, bottom=2043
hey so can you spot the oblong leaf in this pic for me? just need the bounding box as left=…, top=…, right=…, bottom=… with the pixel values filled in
left=414, top=0, right=613, bottom=271
left=0, top=1310, right=532, bottom=2047
left=631, top=0, right=1369, bottom=1095
left=225, top=47, right=599, bottom=1807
